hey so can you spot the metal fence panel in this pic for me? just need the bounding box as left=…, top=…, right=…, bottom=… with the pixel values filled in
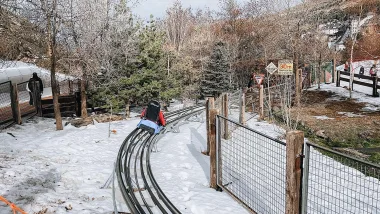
left=304, top=143, right=380, bottom=214
left=0, top=81, right=14, bottom=129
left=17, top=81, right=36, bottom=118
left=263, top=76, right=295, bottom=118
left=217, top=115, right=287, bottom=213
left=59, top=79, right=80, bottom=95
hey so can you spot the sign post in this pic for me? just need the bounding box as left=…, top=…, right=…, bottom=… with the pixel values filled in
left=265, top=62, right=277, bottom=117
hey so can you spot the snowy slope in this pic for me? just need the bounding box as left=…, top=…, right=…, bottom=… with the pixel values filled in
left=1, top=87, right=380, bottom=213
left=0, top=118, right=136, bottom=214
left=151, top=118, right=248, bottom=214
left=309, top=83, right=380, bottom=107
left=0, top=114, right=248, bottom=214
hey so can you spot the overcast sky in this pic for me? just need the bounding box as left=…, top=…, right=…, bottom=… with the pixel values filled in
left=132, top=0, right=246, bottom=20
left=132, top=0, right=302, bottom=21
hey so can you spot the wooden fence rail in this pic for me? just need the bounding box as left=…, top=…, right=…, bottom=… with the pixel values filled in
left=337, top=70, right=379, bottom=97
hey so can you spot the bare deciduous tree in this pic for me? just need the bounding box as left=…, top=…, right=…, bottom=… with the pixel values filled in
left=164, top=0, right=192, bottom=52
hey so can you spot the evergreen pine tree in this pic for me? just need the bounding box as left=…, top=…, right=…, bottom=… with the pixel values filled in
left=119, top=18, right=181, bottom=105
left=201, top=41, right=231, bottom=98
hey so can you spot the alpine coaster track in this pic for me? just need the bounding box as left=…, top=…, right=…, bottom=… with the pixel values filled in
left=116, top=105, right=205, bottom=214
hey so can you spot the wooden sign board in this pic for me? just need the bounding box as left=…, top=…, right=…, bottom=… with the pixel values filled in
left=278, top=60, right=294, bottom=75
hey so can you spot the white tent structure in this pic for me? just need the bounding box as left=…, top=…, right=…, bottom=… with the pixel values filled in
left=0, top=61, right=75, bottom=84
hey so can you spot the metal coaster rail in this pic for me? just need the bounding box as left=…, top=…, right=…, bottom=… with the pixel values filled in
left=116, top=105, right=205, bottom=214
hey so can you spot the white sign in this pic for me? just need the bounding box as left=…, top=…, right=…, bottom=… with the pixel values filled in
left=265, top=62, right=278, bottom=74
left=278, top=60, right=294, bottom=75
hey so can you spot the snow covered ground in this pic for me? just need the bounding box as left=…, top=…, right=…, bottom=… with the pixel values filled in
left=0, top=111, right=248, bottom=214
left=309, top=83, right=380, bottom=108
left=1, top=81, right=380, bottom=213
left=151, top=116, right=248, bottom=214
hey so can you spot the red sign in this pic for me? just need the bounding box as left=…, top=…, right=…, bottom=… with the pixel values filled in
left=254, top=74, right=265, bottom=87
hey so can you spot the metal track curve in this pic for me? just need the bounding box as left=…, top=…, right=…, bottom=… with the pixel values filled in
left=116, top=105, right=205, bottom=213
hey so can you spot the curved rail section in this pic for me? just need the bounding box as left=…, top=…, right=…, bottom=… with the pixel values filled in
left=116, top=105, right=205, bottom=213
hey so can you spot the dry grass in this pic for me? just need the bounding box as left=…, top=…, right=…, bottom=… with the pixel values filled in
left=293, top=91, right=380, bottom=147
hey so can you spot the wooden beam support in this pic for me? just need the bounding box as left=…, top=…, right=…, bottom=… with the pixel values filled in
left=286, top=131, right=304, bottom=214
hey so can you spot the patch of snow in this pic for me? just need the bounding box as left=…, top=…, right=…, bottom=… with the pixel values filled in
left=309, top=84, right=380, bottom=106
left=337, top=112, right=364, bottom=117
left=313, top=115, right=334, bottom=120
left=362, top=105, right=380, bottom=112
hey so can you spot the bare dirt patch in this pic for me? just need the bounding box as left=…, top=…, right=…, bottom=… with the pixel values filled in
left=294, top=90, right=380, bottom=149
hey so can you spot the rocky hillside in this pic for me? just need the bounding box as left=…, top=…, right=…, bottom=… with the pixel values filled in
left=0, top=8, right=48, bottom=63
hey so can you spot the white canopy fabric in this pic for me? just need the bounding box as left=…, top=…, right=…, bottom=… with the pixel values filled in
left=0, top=61, right=75, bottom=84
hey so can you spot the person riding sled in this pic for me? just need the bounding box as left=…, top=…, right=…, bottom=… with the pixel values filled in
left=138, top=100, right=166, bottom=134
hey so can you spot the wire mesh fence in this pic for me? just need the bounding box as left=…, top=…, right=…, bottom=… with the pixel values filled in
left=17, top=81, right=36, bottom=118
left=216, top=115, right=287, bottom=213
left=42, top=79, right=52, bottom=88
left=263, top=76, right=295, bottom=119
left=303, top=143, right=380, bottom=214
left=263, top=84, right=284, bottom=118
left=0, top=81, right=14, bottom=129
left=214, top=91, right=241, bottom=116
left=58, top=79, right=80, bottom=95
left=245, top=88, right=259, bottom=114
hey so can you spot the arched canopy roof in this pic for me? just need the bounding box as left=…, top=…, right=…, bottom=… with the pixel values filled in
left=0, top=61, right=75, bottom=84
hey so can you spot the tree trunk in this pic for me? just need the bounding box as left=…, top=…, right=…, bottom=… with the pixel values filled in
left=318, top=52, right=321, bottom=90
left=349, top=42, right=355, bottom=99
left=167, top=55, right=170, bottom=76
left=333, top=52, right=336, bottom=83
left=294, top=23, right=300, bottom=107
left=294, top=52, right=300, bottom=107
left=81, top=75, right=88, bottom=118
left=50, top=0, right=63, bottom=130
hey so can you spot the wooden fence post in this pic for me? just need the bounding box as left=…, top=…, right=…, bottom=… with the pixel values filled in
left=205, top=99, right=209, bottom=155
left=333, top=55, right=336, bottom=83
left=10, top=83, right=22, bottom=124
left=69, top=80, right=73, bottom=95
left=223, top=93, right=229, bottom=139
left=209, top=108, right=219, bottom=189
left=336, top=70, right=340, bottom=87
left=373, top=76, right=378, bottom=97
left=286, top=131, right=304, bottom=214
left=259, top=85, right=264, bottom=120
left=239, top=89, right=245, bottom=125
left=308, top=71, right=312, bottom=88
left=205, top=97, right=215, bottom=156
left=296, top=68, right=300, bottom=107
left=125, top=102, right=130, bottom=118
